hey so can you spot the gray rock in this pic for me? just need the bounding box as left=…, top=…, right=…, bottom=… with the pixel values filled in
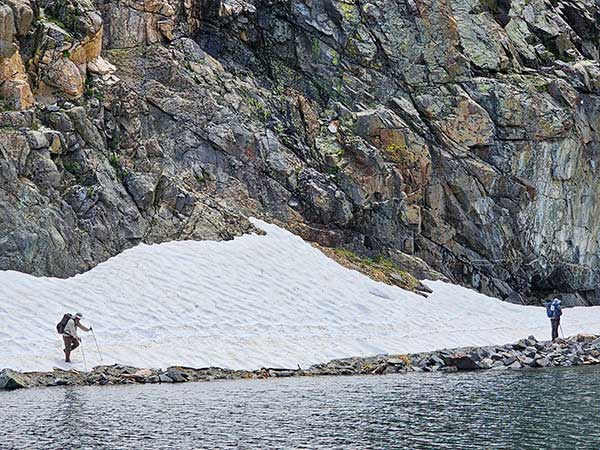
left=429, top=354, right=446, bottom=367
left=451, top=354, right=480, bottom=371
left=503, top=356, right=517, bottom=366
left=519, top=357, right=535, bottom=367
left=387, top=357, right=407, bottom=366
left=158, top=374, right=174, bottom=383
left=513, top=339, right=529, bottom=350
left=165, top=369, right=188, bottom=382
left=534, top=357, right=551, bottom=368
left=507, top=361, right=522, bottom=370
left=490, top=353, right=504, bottom=361
left=477, top=358, right=494, bottom=370
left=0, top=369, right=28, bottom=390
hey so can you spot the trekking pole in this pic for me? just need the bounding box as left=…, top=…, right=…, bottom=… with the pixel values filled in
left=91, top=329, right=103, bottom=361
left=80, top=339, right=88, bottom=372
left=559, top=324, right=565, bottom=339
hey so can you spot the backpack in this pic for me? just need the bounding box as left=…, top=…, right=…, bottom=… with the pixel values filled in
left=546, top=300, right=561, bottom=319
left=56, top=314, right=72, bottom=334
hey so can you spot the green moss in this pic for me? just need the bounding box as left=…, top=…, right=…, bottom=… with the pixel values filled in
left=311, top=37, right=321, bottom=58
left=533, top=82, right=550, bottom=93
left=108, top=153, right=120, bottom=170
left=327, top=248, right=420, bottom=292
left=45, top=16, right=68, bottom=30
left=331, top=49, right=340, bottom=66
left=328, top=166, right=340, bottom=180
left=194, top=167, right=208, bottom=184
left=85, top=78, right=104, bottom=101
left=63, top=161, right=81, bottom=173
left=0, top=99, right=14, bottom=113
left=384, top=142, right=409, bottom=164
left=246, top=96, right=271, bottom=122
left=340, top=2, right=357, bottom=22
left=385, top=143, right=404, bottom=153
left=108, top=153, right=128, bottom=182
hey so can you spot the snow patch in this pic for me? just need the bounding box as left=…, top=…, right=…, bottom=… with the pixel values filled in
left=1, top=218, right=600, bottom=372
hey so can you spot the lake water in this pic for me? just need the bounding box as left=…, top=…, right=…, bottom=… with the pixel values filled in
left=2, top=366, right=599, bottom=449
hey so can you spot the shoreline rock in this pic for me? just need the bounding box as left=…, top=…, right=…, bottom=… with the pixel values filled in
left=2, top=334, right=600, bottom=391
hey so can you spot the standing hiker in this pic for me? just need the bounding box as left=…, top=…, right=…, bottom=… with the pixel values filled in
left=545, top=298, right=563, bottom=341
left=58, top=313, right=92, bottom=363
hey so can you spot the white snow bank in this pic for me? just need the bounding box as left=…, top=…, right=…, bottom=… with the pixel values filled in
left=1, top=219, right=600, bottom=373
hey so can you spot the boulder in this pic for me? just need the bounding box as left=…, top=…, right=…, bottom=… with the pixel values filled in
left=387, top=357, right=408, bottom=366
left=518, top=356, right=535, bottom=367
left=0, top=369, right=28, bottom=390
left=526, top=336, right=538, bottom=345
left=490, top=352, right=504, bottom=361
left=451, top=353, right=480, bottom=371
left=535, top=342, right=550, bottom=351
left=429, top=354, right=446, bottom=367
left=576, top=334, right=597, bottom=343
left=477, top=358, right=493, bottom=369
left=158, top=374, right=174, bottom=383
left=165, top=369, right=187, bottom=382
left=121, top=368, right=154, bottom=381
left=534, top=357, right=551, bottom=368
left=3, top=0, right=34, bottom=37
left=87, top=56, right=116, bottom=76
left=43, top=58, right=84, bottom=98
left=583, top=357, right=600, bottom=365
left=507, top=361, right=522, bottom=370
left=512, top=339, right=529, bottom=350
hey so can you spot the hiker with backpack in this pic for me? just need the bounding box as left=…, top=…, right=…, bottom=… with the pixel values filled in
left=57, top=313, right=92, bottom=363
left=545, top=298, right=563, bottom=341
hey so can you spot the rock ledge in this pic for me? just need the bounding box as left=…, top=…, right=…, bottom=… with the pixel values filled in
left=3, top=334, right=600, bottom=391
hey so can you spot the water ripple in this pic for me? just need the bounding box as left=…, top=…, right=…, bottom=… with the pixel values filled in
left=1, top=366, right=600, bottom=449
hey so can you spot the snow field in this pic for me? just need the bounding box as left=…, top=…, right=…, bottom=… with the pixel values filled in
left=1, top=219, right=600, bottom=372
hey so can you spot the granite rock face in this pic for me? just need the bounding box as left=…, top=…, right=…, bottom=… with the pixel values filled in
left=1, top=0, right=599, bottom=304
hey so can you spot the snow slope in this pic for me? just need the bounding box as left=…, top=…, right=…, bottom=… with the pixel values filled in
left=2, top=219, right=600, bottom=373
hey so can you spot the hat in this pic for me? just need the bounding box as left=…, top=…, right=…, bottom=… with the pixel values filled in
left=75, top=312, right=83, bottom=319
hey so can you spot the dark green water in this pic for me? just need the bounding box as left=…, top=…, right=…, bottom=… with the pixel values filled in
left=2, top=366, right=600, bottom=449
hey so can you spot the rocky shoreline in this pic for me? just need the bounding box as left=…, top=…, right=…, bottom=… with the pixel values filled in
left=3, top=334, right=600, bottom=391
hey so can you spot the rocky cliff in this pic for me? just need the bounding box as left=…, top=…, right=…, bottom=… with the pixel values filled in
left=1, top=0, right=599, bottom=305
